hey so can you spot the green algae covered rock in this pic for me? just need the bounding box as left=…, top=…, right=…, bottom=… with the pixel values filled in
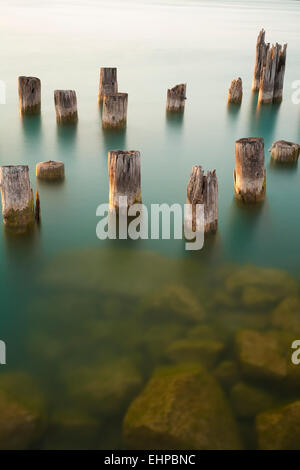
left=230, top=382, right=276, bottom=418
left=166, top=338, right=224, bottom=368
left=123, top=363, right=242, bottom=450
left=63, top=357, right=143, bottom=417
left=0, top=372, right=46, bottom=449
left=271, top=296, right=300, bottom=333
left=225, top=265, right=298, bottom=308
left=140, top=284, right=205, bottom=323
left=213, top=361, right=240, bottom=389
left=236, top=329, right=300, bottom=386
left=256, top=401, right=300, bottom=450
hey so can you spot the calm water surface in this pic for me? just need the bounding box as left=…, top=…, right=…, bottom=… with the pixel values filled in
left=0, top=0, right=300, bottom=449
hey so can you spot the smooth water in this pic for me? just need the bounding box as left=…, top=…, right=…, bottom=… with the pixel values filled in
left=1, top=0, right=300, bottom=450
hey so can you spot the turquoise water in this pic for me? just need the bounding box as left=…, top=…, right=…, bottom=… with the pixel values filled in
left=0, top=0, right=300, bottom=450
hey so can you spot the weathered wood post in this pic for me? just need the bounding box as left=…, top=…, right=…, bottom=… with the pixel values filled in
left=273, top=44, right=287, bottom=103
left=35, top=191, right=41, bottom=223
left=36, top=161, right=65, bottom=180
left=98, top=68, right=118, bottom=104
left=269, top=140, right=300, bottom=163
left=166, top=84, right=186, bottom=112
left=258, top=44, right=279, bottom=104
left=228, top=78, right=243, bottom=104
left=102, top=93, right=128, bottom=129
left=0, top=165, right=35, bottom=231
left=186, top=166, right=218, bottom=233
left=108, top=150, right=141, bottom=211
left=54, top=90, right=78, bottom=124
left=234, top=137, right=266, bottom=202
left=18, top=76, right=41, bottom=114
left=252, top=29, right=269, bottom=92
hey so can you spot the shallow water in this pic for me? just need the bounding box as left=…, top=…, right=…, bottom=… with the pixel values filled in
left=0, top=0, right=300, bottom=450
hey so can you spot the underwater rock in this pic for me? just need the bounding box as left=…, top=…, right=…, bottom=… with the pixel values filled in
left=230, top=382, right=276, bottom=418
left=271, top=296, right=300, bottom=333
left=213, top=361, right=240, bottom=389
left=256, top=401, right=300, bottom=450
left=0, top=372, right=45, bottom=449
left=236, top=329, right=300, bottom=385
left=123, top=363, right=242, bottom=450
left=166, top=338, right=225, bottom=368
left=140, top=284, right=205, bottom=323
left=213, top=312, right=269, bottom=342
left=63, top=358, right=143, bottom=417
left=186, top=324, right=219, bottom=341
left=226, top=265, right=298, bottom=307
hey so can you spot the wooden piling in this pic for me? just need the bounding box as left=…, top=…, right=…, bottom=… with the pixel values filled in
left=166, top=84, right=186, bottom=112
left=186, top=165, right=218, bottom=233
left=273, top=44, right=287, bottom=103
left=0, top=165, right=35, bottom=231
left=234, top=137, right=266, bottom=203
left=18, top=76, right=41, bottom=114
left=102, top=93, right=128, bottom=129
left=269, top=140, right=300, bottom=163
left=108, top=150, right=141, bottom=211
left=54, top=90, right=78, bottom=124
left=98, top=68, right=118, bottom=104
left=252, top=29, right=269, bottom=92
left=36, top=160, right=65, bottom=180
left=258, top=44, right=280, bottom=105
left=228, top=78, right=243, bottom=104
left=35, top=190, right=41, bottom=223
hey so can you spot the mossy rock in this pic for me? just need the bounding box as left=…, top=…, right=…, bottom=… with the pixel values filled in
left=140, top=284, right=205, bottom=323
left=271, top=296, right=300, bottom=333
left=209, top=287, right=239, bottom=310
left=226, top=265, right=298, bottom=308
left=213, top=312, right=269, bottom=342
left=0, top=372, right=46, bottom=449
left=236, top=329, right=300, bottom=385
left=63, top=357, right=143, bottom=417
left=256, top=401, right=300, bottom=450
left=230, top=382, right=277, bottom=418
left=123, top=363, right=243, bottom=450
left=166, top=338, right=225, bottom=368
left=213, top=361, right=240, bottom=389
left=185, top=324, right=218, bottom=341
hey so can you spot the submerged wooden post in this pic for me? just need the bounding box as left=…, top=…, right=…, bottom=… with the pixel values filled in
left=252, top=29, right=269, bottom=92
left=269, top=140, right=300, bottom=163
left=166, top=84, right=186, bottom=112
left=54, top=90, right=78, bottom=124
left=186, top=166, right=218, bottom=233
left=273, top=44, right=287, bottom=103
left=228, top=78, right=243, bottom=104
left=102, top=93, right=128, bottom=129
left=0, top=165, right=35, bottom=231
left=35, top=190, right=41, bottom=223
left=98, top=68, right=118, bottom=104
left=36, top=161, right=65, bottom=180
left=234, top=138, right=266, bottom=202
left=18, top=76, right=41, bottom=114
left=108, top=150, right=141, bottom=211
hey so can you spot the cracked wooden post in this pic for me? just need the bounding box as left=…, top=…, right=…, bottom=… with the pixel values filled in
left=234, top=138, right=266, bottom=202
left=258, top=44, right=279, bottom=104
left=35, top=191, right=41, bottom=223
left=269, top=140, right=300, bottom=163
left=108, top=150, right=141, bottom=212
left=166, top=84, right=186, bottom=112
left=273, top=44, right=287, bottom=103
left=102, top=93, right=128, bottom=129
left=228, top=78, right=243, bottom=104
left=98, top=68, right=118, bottom=104
left=186, top=165, right=218, bottom=233
left=36, top=161, right=65, bottom=180
left=0, top=165, right=35, bottom=232
left=18, top=76, right=41, bottom=114
left=54, top=90, right=78, bottom=124
left=252, top=29, right=269, bottom=92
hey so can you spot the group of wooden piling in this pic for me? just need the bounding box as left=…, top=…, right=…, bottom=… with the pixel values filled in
left=228, top=29, right=287, bottom=106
